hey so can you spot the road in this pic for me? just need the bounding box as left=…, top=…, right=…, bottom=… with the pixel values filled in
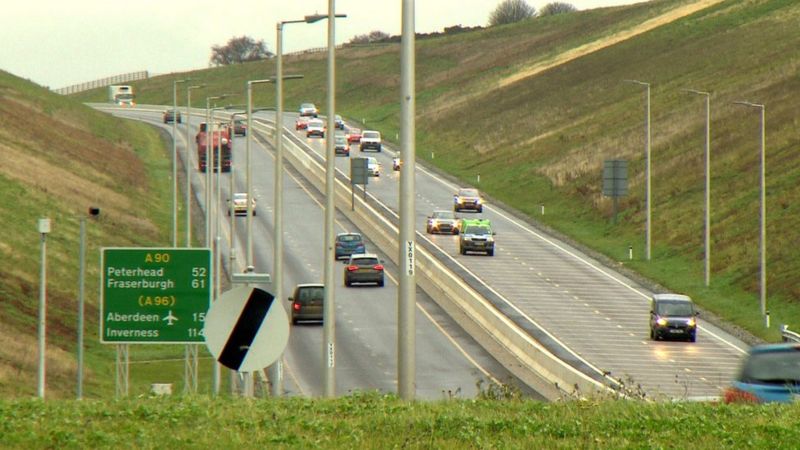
left=285, top=112, right=748, bottom=399
left=99, top=105, right=539, bottom=400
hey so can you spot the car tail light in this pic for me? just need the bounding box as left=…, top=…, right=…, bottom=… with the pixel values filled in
left=723, top=387, right=761, bottom=404
left=347, top=265, right=359, bottom=272
left=292, top=302, right=301, bottom=311
left=374, top=264, right=384, bottom=271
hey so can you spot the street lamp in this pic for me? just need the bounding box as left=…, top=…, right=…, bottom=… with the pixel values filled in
left=185, top=84, right=205, bottom=248
left=276, top=11, right=344, bottom=399
left=624, top=79, right=651, bottom=260
left=398, top=0, right=416, bottom=401
left=246, top=79, right=273, bottom=270
left=37, top=217, right=51, bottom=399
left=172, top=78, right=189, bottom=247
left=77, top=207, right=100, bottom=399
left=683, top=89, right=711, bottom=287
left=205, top=94, right=232, bottom=395
left=734, top=100, right=767, bottom=326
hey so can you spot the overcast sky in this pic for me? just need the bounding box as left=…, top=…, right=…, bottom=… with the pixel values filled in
left=0, top=0, right=643, bottom=89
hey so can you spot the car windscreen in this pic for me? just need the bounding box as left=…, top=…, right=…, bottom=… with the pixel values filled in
left=739, top=349, right=800, bottom=385
left=353, top=257, right=378, bottom=266
left=297, top=287, right=324, bottom=305
left=434, top=212, right=455, bottom=219
left=460, top=189, right=479, bottom=197
left=656, top=301, right=694, bottom=316
left=465, top=226, right=490, bottom=235
left=363, top=131, right=379, bottom=139
left=338, top=234, right=362, bottom=243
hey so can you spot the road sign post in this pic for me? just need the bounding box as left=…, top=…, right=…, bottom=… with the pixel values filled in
left=101, top=248, right=211, bottom=344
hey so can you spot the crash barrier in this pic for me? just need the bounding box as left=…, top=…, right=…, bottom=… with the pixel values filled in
left=131, top=107, right=616, bottom=400
left=781, top=325, right=800, bottom=344
left=264, top=121, right=615, bottom=400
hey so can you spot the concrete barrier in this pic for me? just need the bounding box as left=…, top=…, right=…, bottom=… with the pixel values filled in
left=273, top=125, right=612, bottom=400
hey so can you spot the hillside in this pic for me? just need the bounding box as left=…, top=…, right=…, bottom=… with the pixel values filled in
left=78, top=0, right=799, bottom=340
left=0, top=70, right=181, bottom=397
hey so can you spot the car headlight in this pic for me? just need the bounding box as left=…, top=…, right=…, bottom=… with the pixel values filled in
left=463, top=236, right=472, bottom=241
left=687, top=318, right=696, bottom=327
left=656, top=318, right=667, bottom=326
left=475, top=199, right=482, bottom=204
left=487, top=237, right=494, bottom=242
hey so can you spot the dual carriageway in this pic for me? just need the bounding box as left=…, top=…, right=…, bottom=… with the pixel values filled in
left=101, top=104, right=749, bottom=400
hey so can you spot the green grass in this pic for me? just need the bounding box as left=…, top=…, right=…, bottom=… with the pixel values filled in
left=1, top=394, right=799, bottom=448
left=0, top=69, right=195, bottom=398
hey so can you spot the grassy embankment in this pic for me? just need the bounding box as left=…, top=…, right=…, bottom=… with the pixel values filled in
left=0, top=70, right=227, bottom=398
left=2, top=393, right=800, bottom=448
left=77, top=0, right=800, bottom=343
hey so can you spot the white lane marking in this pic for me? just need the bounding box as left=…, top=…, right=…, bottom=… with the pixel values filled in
left=272, top=150, right=501, bottom=387
left=412, top=141, right=748, bottom=356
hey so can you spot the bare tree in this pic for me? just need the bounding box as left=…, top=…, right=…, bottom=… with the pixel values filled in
left=539, top=2, right=577, bottom=16
left=489, top=0, right=536, bottom=26
left=348, top=30, right=391, bottom=45
left=210, top=36, right=273, bottom=66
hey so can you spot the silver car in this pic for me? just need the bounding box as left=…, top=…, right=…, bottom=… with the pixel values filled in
left=343, top=253, right=385, bottom=287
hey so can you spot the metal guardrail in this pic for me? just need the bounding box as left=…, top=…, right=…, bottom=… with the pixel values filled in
left=781, top=325, right=800, bottom=343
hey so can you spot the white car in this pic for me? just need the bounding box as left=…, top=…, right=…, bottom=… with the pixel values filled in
left=299, top=102, right=318, bottom=117
left=359, top=130, right=382, bottom=152
left=366, top=157, right=382, bottom=176
left=306, top=119, right=325, bottom=138
left=228, top=192, right=256, bottom=216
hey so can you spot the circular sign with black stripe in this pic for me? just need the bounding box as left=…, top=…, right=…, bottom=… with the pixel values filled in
left=204, top=286, right=289, bottom=372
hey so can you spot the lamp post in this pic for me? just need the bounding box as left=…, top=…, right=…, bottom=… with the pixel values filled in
left=398, top=0, right=416, bottom=401
left=246, top=80, right=272, bottom=269
left=172, top=78, right=189, bottom=247
left=37, top=218, right=51, bottom=398
left=683, top=89, right=711, bottom=287
left=734, top=101, right=767, bottom=325
left=624, top=80, right=651, bottom=260
left=306, top=5, right=347, bottom=399
left=276, top=17, right=316, bottom=399
left=185, top=84, right=205, bottom=248
left=184, top=84, right=204, bottom=395
left=205, top=95, right=231, bottom=395
left=77, top=207, right=100, bottom=399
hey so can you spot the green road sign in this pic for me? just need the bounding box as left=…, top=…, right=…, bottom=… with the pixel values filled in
left=101, top=248, right=211, bottom=344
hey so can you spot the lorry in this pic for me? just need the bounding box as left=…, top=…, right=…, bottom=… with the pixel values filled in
left=108, top=85, right=135, bottom=106
left=196, top=122, right=232, bottom=173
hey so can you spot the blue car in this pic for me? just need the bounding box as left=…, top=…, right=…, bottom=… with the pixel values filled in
left=725, top=343, right=800, bottom=403
left=335, top=232, right=365, bottom=260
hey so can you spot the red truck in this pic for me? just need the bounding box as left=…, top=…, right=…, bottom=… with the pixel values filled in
left=196, top=122, right=232, bottom=172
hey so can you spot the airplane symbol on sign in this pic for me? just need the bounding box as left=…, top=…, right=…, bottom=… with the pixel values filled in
left=163, top=310, right=178, bottom=326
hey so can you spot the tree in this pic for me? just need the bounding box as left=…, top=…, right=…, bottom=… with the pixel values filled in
left=210, top=36, right=273, bottom=66
left=348, top=30, right=391, bottom=45
left=489, top=0, right=536, bottom=26
left=539, top=2, right=577, bottom=17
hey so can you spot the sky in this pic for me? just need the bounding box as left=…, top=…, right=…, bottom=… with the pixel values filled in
left=0, top=0, right=643, bottom=90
